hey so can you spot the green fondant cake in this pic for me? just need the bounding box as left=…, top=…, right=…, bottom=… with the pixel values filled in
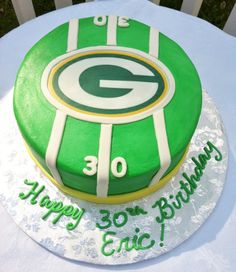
left=13, top=15, right=202, bottom=203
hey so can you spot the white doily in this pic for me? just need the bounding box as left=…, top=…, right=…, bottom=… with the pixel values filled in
left=0, top=90, right=228, bottom=265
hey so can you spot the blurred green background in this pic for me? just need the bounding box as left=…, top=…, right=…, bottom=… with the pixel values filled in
left=0, top=0, right=235, bottom=37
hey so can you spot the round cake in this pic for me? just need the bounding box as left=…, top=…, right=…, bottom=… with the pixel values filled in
left=13, top=15, right=202, bottom=203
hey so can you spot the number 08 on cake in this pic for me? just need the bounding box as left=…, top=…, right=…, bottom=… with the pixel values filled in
left=13, top=15, right=202, bottom=203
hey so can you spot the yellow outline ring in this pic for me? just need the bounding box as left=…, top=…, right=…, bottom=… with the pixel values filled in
left=48, top=49, right=169, bottom=118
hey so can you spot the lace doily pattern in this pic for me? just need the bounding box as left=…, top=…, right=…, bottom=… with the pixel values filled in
left=0, top=90, right=228, bottom=265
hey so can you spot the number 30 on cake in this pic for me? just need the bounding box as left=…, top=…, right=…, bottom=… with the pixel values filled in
left=13, top=15, right=202, bottom=203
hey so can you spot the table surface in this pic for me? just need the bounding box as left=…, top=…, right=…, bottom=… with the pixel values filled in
left=1, top=0, right=236, bottom=271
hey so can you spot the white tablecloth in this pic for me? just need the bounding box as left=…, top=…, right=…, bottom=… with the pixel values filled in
left=0, top=0, right=236, bottom=271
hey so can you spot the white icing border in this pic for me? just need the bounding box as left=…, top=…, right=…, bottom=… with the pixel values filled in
left=67, top=19, right=78, bottom=52
left=45, top=110, right=67, bottom=184
left=150, top=109, right=171, bottom=186
left=41, top=46, right=175, bottom=124
left=107, top=16, right=117, bottom=45
left=45, top=19, right=79, bottom=185
left=148, top=27, right=171, bottom=186
left=96, top=124, right=112, bottom=197
left=149, top=27, right=159, bottom=58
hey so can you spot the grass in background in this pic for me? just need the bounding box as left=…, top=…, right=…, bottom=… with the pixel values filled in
left=0, top=0, right=85, bottom=37
left=32, top=0, right=56, bottom=16
left=199, top=0, right=236, bottom=29
left=0, top=0, right=18, bottom=37
left=0, top=0, right=236, bottom=37
left=160, top=0, right=183, bottom=10
left=32, top=0, right=84, bottom=16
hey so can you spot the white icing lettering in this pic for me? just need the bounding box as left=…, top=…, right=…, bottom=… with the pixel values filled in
left=94, top=16, right=107, bottom=26
left=111, top=157, right=127, bottom=178
left=83, top=156, right=98, bottom=176
left=83, top=156, right=127, bottom=178
left=94, top=16, right=129, bottom=27
left=118, top=16, right=129, bottom=27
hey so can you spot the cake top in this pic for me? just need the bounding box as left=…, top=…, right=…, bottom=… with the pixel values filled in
left=14, top=15, right=202, bottom=203
left=15, top=15, right=201, bottom=125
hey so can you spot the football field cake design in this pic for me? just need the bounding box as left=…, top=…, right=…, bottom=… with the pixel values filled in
left=13, top=15, right=202, bottom=203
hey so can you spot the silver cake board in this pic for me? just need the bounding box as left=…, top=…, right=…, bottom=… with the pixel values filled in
left=0, top=90, right=228, bottom=265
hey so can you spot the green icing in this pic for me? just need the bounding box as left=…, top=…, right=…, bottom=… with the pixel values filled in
left=152, top=141, right=222, bottom=224
left=117, top=19, right=149, bottom=52
left=101, top=230, right=155, bottom=256
left=109, top=116, right=160, bottom=195
left=41, top=197, right=85, bottom=231
left=96, top=210, right=129, bottom=229
left=27, top=144, right=51, bottom=174
left=96, top=209, right=112, bottom=230
left=162, top=146, right=188, bottom=177
left=78, top=17, right=107, bottom=48
left=158, top=33, right=202, bottom=175
left=14, top=23, right=68, bottom=167
left=96, top=206, right=148, bottom=230
left=159, top=223, right=165, bottom=247
left=113, top=211, right=128, bottom=227
left=57, top=116, right=100, bottom=195
left=19, top=179, right=85, bottom=230
left=52, top=53, right=164, bottom=114
left=98, top=141, right=222, bottom=256
left=80, top=64, right=134, bottom=98
left=14, top=17, right=202, bottom=197
left=19, top=180, right=45, bottom=205
left=117, top=18, right=156, bottom=182
left=54, top=18, right=104, bottom=194
left=125, top=206, right=147, bottom=216
left=17, top=141, right=223, bottom=256
left=101, top=231, right=116, bottom=256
